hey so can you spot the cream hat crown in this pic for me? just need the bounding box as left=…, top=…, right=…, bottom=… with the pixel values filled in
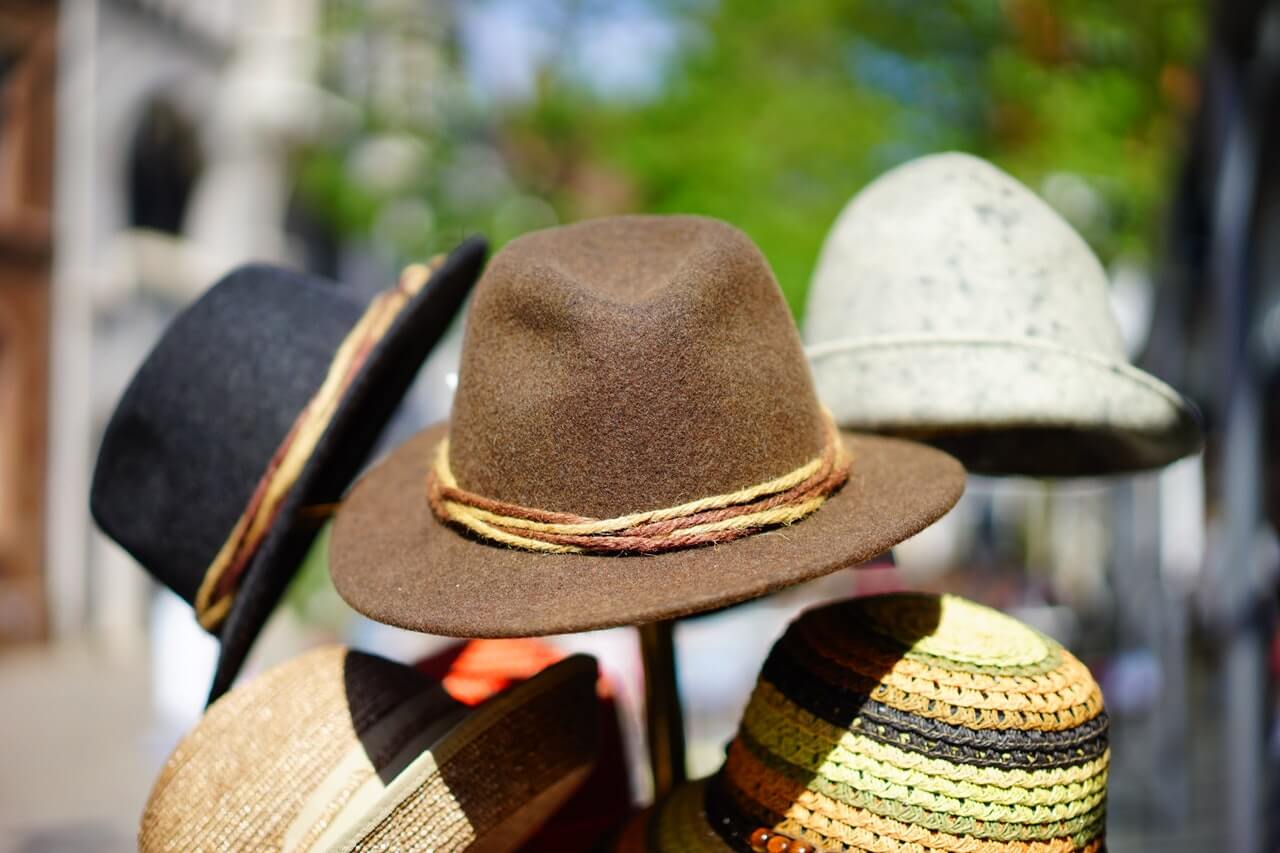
left=803, top=152, right=1200, bottom=476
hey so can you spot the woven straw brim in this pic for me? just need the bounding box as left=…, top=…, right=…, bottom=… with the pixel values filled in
left=140, top=647, right=598, bottom=852
left=330, top=427, right=964, bottom=638
left=807, top=334, right=1201, bottom=476
left=333, top=655, right=598, bottom=851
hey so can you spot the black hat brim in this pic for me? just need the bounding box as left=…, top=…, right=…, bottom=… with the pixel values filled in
left=207, top=237, right=488, bottom=703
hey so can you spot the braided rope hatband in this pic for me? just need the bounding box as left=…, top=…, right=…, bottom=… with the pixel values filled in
left=193, top=259, right=441, bottom=630
left=426, top=412, right=850, bottom=555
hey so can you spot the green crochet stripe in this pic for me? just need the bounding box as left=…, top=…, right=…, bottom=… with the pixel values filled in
left=741, top=699, right=1110, bottom=808
left=735, top=732, right=1107, bottom=842
left=801, top=607, right=1068, bottom=678
left=845, top=594, right=1057, bottom=670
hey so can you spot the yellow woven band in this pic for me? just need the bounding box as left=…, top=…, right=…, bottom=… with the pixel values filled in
left=426, top=411, right=850, bottom=555
left=193, top=259, right=440, bottom=631
left=740, top=688, right=1110, bottom=811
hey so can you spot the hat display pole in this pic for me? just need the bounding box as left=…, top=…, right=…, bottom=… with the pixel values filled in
left=638, top=619, right=686, bottom=797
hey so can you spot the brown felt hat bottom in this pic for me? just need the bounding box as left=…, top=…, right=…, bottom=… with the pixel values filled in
left=330, top=424, right=965, bottom=637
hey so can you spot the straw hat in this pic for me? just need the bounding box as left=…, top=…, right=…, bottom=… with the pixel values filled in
left=803, top=152, right=1201, bottom=476
left=616, top=593, right=1109, bottom=852
left=414, top=639, right=634, bottom=850
left=91, top=240, right=486, bottom=702
left=329, top=215, right=965, bottom=638
left=140, top=646, right=600, bottom=852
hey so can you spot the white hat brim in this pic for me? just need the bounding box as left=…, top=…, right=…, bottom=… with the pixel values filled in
left=807, top=334, right=1202, bottom=476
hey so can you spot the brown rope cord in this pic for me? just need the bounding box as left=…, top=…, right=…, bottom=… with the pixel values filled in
left=426, top=412, right=850, bottom=555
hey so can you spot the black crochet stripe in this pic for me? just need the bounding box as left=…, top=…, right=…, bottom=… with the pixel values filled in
left=703, top=772, right=783, bottom=852
left=760, top=645, right=1109, bottom=769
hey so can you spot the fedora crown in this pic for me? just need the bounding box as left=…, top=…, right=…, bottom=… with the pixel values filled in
left=449, top=215, right=827, bottom=519
left=805, top=152, right=1126, bottom=360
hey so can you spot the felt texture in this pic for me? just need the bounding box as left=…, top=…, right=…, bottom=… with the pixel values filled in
left=803, top=151, right=1201, bottom=476
left=329, top=215, right=964, bottom=635
left=331, top=422, right=962, bottom=637
left=449, top=215, right=825, bottom=517
left=810, top=339, right=1199, bottom=476
left=90, top=237, right=487, bottom=702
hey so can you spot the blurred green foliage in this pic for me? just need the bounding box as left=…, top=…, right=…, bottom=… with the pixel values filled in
left=299, top=0, right=1204, bottom=316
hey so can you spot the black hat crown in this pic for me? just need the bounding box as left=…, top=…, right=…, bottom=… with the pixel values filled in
left=91, top=239, right=487, bottom=701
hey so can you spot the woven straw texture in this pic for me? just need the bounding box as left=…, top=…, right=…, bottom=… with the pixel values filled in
left=140, top=646, right=598, bottom=852
left=622, top=593, right=1108, bottom=852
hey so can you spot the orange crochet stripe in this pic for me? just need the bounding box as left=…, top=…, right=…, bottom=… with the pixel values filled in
left=724, top=741, right=1104, bottom=852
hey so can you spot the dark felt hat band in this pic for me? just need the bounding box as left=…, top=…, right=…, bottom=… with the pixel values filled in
left=425, top=410, right=850, bottom=555
left=193, top=260, right=442, bottom=629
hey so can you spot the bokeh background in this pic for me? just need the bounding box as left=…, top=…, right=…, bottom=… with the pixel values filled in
left=2, top=0, right=1279, bottom=850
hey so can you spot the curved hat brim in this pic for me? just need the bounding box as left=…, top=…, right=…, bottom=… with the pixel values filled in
left=208, top=238, right=488, bottom=702
left=328, top=424, right=965, bottom=638
left=613, top=779, right=725, bottom=852
left=144, top=648, right=598, bottom=851
left=324, top=654, right=600, bottom=851
left=807, top=335, right=1203, bottom=477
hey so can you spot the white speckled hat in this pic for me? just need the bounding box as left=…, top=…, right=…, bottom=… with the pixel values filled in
left=803, top=152, right=1201, bottom=476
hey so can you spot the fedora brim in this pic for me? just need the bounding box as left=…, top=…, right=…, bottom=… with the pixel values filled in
left=324, top=655, right=599, bottom=851
left=143, top=648, right=598, bottom=851
left=328, top=425, right=964, bottom=638
left=808, top=335, right=1202, bottom=477
left=208, top=238, right=488, bottom=702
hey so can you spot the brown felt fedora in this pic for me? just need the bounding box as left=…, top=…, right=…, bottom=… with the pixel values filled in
left=329, top=215, right=965, bottom=637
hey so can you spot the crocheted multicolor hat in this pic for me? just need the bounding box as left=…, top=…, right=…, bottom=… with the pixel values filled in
left=803, top=151, right=1200, bottom=476
left=141, top=646, right=600, bottom=852
left=616, top=593, right=1109, bottom=852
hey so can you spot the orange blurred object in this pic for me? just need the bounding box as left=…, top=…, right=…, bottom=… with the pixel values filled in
left=416, top=638, right=634, bottom=851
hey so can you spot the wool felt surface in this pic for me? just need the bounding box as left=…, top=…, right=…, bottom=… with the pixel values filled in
left=90, top=237, right=487, bottom=702
left=331, top=424, right=963, bottom=636
left=329, top=214, right=964, bottom=635
left=807, top=337, right=1201, bottom=477
left=448, top=214, right=826, bottom=516
left=804, top=151, right=1201, bottom=477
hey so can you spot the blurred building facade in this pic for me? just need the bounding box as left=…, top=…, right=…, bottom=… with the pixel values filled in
left=0, top=0, right=56, bottom=644
left=45, top=0, right=324, bottom=644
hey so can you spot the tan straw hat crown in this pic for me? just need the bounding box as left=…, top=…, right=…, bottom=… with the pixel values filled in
left=140, top=646, right=599, bottom=852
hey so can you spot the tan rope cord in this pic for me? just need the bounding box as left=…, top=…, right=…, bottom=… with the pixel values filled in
left=193, top=258, right=442, bottom=630
left=426, top=412, right=850, bottom=555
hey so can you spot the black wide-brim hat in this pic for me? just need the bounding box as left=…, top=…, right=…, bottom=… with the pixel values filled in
left=91, top=238, right=487, bottom=702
